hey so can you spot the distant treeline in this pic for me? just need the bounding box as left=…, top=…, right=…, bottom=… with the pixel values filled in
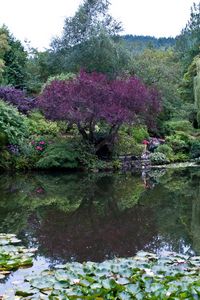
left=121, top=35, right=176, bottom=52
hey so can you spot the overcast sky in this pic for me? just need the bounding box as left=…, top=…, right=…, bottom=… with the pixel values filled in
left=0, top=0, right=198, bottom=50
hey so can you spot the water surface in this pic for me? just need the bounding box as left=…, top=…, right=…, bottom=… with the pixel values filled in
left=0, top=167, right=200, bottom=293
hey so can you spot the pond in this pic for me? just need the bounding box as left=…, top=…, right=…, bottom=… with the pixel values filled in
left=0, top=167, right=200, bottom=294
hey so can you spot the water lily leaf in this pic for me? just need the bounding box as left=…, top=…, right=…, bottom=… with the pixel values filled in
left=101, top=278, right=116, bottom=289
left=90, top=283, right=102, bottom=289
left=116, top=277, right=130, bottom=285
left=118, top=291, right=132, bottom=300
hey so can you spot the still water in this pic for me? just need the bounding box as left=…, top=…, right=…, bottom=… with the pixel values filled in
left=0, top=167, right=200, bottom=292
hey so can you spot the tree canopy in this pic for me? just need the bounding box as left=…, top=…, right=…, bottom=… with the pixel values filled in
left=176, top=2, right=200, bottom=67
left=49, top=0, right=128, bottom=77
left=0, top=26, right=28, bottom=89
left=52, top=0, right=122, bottom=49
left=38, top=70, right=160, bottom=154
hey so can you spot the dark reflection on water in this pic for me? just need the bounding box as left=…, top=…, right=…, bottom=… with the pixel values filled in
left=0, top=167, right=200, bottom=264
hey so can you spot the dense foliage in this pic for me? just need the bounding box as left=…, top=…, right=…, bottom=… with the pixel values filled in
left=0, top=100, right=28, bottom=145
left=123, top=35, right=175, bottom=54
left=1, top=2, right=200, bottom=297
left=130, top=49, right=182, bottom=124
left=0, top=1, right=200, bottom=169
left=36, top=139, right=80, bottom=169
left=176, top=3, right=200, bottom=67
left=0, top=26, right=28, bottom=89
left=49, top=0, right=130, bottom=76
left=39, top=70, right=160, bottom=155
left=0, top=86, right=35, bottom=113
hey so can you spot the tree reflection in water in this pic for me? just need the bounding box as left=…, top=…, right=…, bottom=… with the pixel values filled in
left=0, top=168, right=199, bottom=263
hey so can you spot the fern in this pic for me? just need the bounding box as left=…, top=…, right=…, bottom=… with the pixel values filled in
left=36, top=140, right=79, bottom=169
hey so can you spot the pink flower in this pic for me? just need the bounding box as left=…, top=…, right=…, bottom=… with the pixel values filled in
left=39, top=141, right=45, bottom=145
left=36, top=187, right=44, bottom=193
left=36, top=146, right=43, bottom=151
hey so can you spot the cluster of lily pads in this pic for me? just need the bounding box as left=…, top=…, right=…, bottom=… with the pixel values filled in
left=0, top=233, right=36, bottom=280
left=3, top=250, right=200, bottom=299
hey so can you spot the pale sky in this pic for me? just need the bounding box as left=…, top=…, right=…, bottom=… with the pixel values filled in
left=0, top=0, right=198, bottom=50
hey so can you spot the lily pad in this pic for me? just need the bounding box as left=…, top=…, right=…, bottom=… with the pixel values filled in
left=2, top=241, right=200, bottom=299
left=0, top=233, right=36, bottom=278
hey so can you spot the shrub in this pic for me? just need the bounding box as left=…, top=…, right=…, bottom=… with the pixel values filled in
left=75, top=139, right=109, bottom=170
left=114, top=130, right=143, bottom=156
left=25, top=111, right=60, bottom=135
left=173, top=153, right=189, bottom=162
left=30, top=137, right=48, bottom=153
left=149, top=152, right=169, bottom=164
left=163, top=120, right=193, bottom=135
left=18, top=142, right=38, bottom=168
left=0, top=86, right=35, bottom=113
left=166, top=132, right=191, bottom=153
left=0, top=100, right=28, bottom=145
left=190, top=140, right=200, bottom=158
left=130, top=125, right=149, bottom=143
left=0, top=132, right=8, bottom=148
left=36, top=139, right=80, bottom=169
left=155, top=144, right=174, bottom=160
left=0, top=150, right=11, bottom=169
left=11, top=156, right=31, bottom=170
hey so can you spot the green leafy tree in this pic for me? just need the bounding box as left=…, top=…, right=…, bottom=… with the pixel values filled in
left=176, top=2, right=200, bottom=68
left=25, top=49, right=53, bottom=94
left=0, top=27, right=10, bottom=83
left=0, top=26, right=28, bottom=89
left=50, top=0, right=129, bottom=76
left=179, top=54, right=200, bottom=127
left=129, top=49, right=182, bottom=122
left=53, top=0, right=122, bottom=49
left=194, top=56, right=200, bottom=125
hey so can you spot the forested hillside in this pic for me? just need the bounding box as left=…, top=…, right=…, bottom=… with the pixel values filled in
left=0, top=0, right=200, bottom=170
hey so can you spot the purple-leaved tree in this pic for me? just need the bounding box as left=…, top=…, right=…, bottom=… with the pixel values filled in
left=38, top=70, right=161, bottom=154
left=0, top=86, right=35, bottom=114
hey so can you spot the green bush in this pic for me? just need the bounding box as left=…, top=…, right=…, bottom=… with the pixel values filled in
left=149, top=152, right=169, bottom=164
left=129, top=125, right=149, bottom=143
left=36, top=139, right=80, bottom=169
left=0, top=100, right=28, bottom=145
left=163, top=120, right=193, bottom=135
left=166, top=132, right=191, bottom=153
left=0, top=132, right=8, bottom=148
left=25, top=111, right=60, bottom=135
left=173, top=153, right=189, bottom=162
left=73, top=139, right=107, bottom=170
left=114, top=130, right=144, bottom=156
left=155, top=144, right=174, bottom=161
left=0, top=150, right=11, bottom=169
left=11, top=156, right=31, bottom=170
left=190, top=140, right=200, bottom=158
left=18, top=136, right=49, bottom=169
left=42, top=72, right=76, bottom=91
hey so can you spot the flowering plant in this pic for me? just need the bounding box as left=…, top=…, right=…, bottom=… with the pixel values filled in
left=31, top=138, right=47, bottom=153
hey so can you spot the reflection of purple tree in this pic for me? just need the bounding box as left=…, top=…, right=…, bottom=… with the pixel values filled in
left=29, top=198, right=157, bottom=262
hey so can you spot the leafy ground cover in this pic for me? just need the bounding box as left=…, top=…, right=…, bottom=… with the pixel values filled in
left=0, top=233, right=36, bottom=280
left=2, top=250, right=200, bottom=299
